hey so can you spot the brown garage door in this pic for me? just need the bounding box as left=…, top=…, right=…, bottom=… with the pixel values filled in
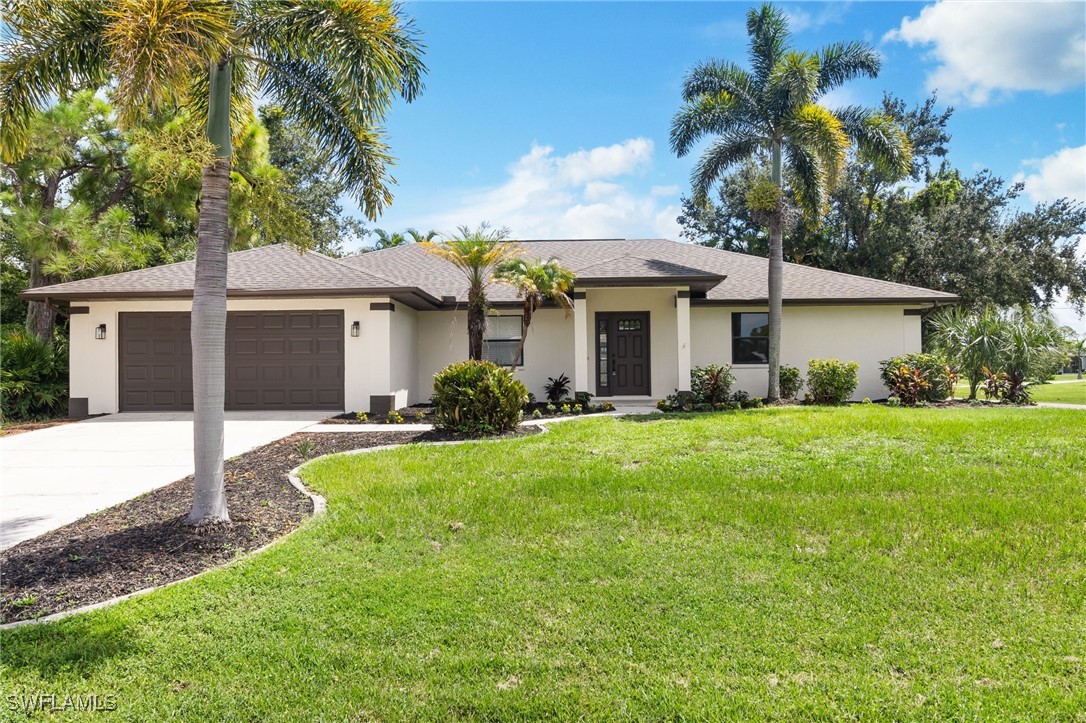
left=119, top=311, right=344, bottom=411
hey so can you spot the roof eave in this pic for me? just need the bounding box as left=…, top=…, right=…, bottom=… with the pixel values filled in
left=19, top=286, right=443, bottom=308
left=692, top=296, right=960, bottom=307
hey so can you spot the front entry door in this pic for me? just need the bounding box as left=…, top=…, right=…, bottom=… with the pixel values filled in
left=596, top=312, right=651, bottom=396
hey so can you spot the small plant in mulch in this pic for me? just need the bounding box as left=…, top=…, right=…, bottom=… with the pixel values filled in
left=293, top=440, right=318, bottom=459
left=356, top=411, right=368, bottom=422
left=386, top=410, right=405, bottom=424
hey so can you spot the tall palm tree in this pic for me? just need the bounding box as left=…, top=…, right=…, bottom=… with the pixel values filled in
left=495, top=257, right=576, bottom=371
left=422, top=224, right=521, bottom=360
left=2, top=0, right=425, bottom=526
left=670, top=2, right=911, bottom=400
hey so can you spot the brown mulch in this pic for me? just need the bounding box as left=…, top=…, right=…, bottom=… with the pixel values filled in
left=0, top=430, right=453, bottom=624
left=322, top=405, right=436, bottom=425
left=0, top=415, right=106, bottom=437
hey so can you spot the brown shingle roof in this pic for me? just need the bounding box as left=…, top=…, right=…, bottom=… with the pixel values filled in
left=342, top=239, right=958, bottom=304
left=24, top=239, right=957, bottom=305
left=21, top=244, right=411, bottom=300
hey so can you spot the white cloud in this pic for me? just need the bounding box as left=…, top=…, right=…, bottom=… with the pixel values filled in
left=783, top=3, right=850, bottom=33
left=1014, top=145, right=1086, bottom=204
left=419, top=139, right=682, bottom=240
left=884, top=0, right=1086, bottom=105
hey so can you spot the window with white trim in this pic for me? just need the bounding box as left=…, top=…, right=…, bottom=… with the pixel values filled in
left=483, top=315, right=524, bottom=366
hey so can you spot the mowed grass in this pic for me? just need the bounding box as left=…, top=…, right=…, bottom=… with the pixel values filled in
left=1031, top=380, right=1086, bottom=405
left=2, top=407, right=1085, bottom=720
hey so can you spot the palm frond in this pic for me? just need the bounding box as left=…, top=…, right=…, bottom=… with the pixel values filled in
left=254, top=53, right=395, bottom=218
left=816, top=41, right=880, bottom=94
left=0, top=0, right=110, bottom=161
left=836, top=105, right=913, bottom=180
left=745, top=2, right=791, bottom=88
left=102, top=0, right=233, bottom=126
left=690, top=131, right=765, bottom=199
left=681, top=60, right=762, bottom=114
left=781, top=103, right=849, bottom=190
left=765, top=51, right=820, bottom=116
left=244, top=0, right=427, bottom=218
left=670, top=91, right=751, bottom=157
left=785, top=141, right=827, bottom=222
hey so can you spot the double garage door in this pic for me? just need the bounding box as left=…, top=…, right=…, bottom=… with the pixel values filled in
left=119, top=311, right=344, bottom=411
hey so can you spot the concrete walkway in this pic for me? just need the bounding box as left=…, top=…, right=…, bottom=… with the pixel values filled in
left=0, top=411, right=327, bottom=551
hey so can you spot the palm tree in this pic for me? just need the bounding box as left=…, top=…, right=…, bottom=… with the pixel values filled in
left=404, top=227, right=438, bottom=244
left=670, top=2, right=911, bottom=400
left=495, top=257, right=576, bottom=371
left=422, top=224, right=521, bottom=360
left=2, top=0, right=425, bottom=526
left=371, top=229, right=408, bottom=250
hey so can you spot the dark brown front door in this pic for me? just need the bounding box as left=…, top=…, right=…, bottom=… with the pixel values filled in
left=119, top=310, right=344, bottom=411
left=596, top=312, right=650, bottom=396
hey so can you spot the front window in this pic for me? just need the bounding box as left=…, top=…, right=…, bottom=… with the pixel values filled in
left=483, top=315, right=524, bottom=366
left=732, top=312, right=769, bottom=365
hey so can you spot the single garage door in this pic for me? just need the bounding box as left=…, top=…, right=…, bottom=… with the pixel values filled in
left=119, top=311, right=344, bottom=411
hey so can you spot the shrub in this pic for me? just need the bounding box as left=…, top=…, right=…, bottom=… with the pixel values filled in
left=531, top=408, right=542, bottom=419
left=560, top=403, right=571, bottom=414
left=0, top=329, right=68, bottom=421
left=779, top=365, right=803, bottom=400
left=574, top=391, right=593, bottom=407
left=806, top=358, right=859, bottom=405
left=545, top=403, right=557, bottom=415
left=386, top=410, right=404, bottom=424
left=690, top=364, right=735, bottom=407
left=879, top=354, right=955, bottom=402
left=544, top=373, right=571, bottom=403
left=981, top=366, right=1030, bottom=404
left=885, top=364, right=930, bottom=406
left=598, top=401, right=616, bottom=412
left=730, top=390, right=750, bottom=406
left=355, top=411, right=368, bottom=422
left=432, top=360, right=529, bottom=435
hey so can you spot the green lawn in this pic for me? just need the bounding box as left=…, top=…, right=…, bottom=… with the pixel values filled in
left=1031, top=380, right=1086, bottom=405
left=2, top=407, right=1085, bottom=719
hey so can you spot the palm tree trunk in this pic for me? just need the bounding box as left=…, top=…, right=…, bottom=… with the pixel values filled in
left=186, top=57, right=233, bottom=527
left=509, top=305, right=532, bottom=371
left=468, top=286, right=485, bottom=360
left=25, top=257, right=58, bottom=344
left=766, top=141, right=784, bottom=402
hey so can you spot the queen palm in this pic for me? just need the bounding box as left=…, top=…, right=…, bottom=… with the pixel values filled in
left=495, top=258, right=576, bottom=371
left=2, top=0, right=425, bottom=525
left=422, top=224, right=521, bottom=361
left=670, top=2, right=911, bottom=401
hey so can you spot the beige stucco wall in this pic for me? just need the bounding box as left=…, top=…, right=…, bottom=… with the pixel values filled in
left=389, top=303, right=419, bottom=408
left=690, top=304, right=927, bottom=401
left=70, top=297, right=395, bottom=415
left=416, top=308, right=576, bottom=402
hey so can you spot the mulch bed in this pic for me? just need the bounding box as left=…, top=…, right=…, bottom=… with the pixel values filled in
left=0, top=415, right=107, bottom=437
left=0, top=429, right=480, bottom=624
left=323, top=405, right=436, bottom=425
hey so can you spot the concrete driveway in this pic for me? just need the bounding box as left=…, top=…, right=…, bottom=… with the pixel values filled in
left=0, top=411, right=328, bottom=551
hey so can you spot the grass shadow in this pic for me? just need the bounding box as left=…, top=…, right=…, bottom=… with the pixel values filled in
left=1, top=613, right=139, bottom=678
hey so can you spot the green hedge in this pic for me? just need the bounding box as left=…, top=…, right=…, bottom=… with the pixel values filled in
left=432, top=360, right=529, bottom=435
left=879, top=353, right=957, bottom=403
left=806, top=358, right=858, bottom=405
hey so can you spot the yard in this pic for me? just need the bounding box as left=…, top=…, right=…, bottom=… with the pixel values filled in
left=2, top=406, right=1084, bottom=719
left=1030, top=380, right=1086, bottom=405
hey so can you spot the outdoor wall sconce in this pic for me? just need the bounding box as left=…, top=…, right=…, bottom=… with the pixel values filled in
left=350, top=321, right=360, bottom=337
left=95, top=323, right=107, bottom=340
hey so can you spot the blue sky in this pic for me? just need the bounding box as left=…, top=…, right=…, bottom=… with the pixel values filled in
left=347, top=1, right=1086, bottom=326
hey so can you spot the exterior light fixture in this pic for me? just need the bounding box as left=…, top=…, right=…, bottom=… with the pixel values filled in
left=350, top=321, right=360, bottom=337
left=95, top=323, right=107, bottom=340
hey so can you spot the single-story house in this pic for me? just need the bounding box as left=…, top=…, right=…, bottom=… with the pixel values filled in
left=23, top=239, right=958, bottom=415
